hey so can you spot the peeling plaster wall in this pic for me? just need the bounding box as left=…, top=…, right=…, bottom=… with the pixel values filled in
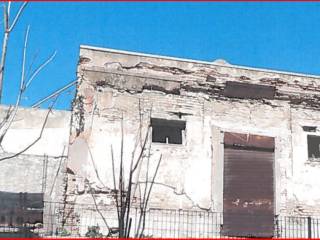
left=0, top=106, right=71, bottom=202
left=68, top=45, right=320, bottom=220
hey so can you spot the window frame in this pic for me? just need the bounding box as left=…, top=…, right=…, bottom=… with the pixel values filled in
left=150, top=118, right=186, bottom=145
left=307, top=134, right=320, bottom=162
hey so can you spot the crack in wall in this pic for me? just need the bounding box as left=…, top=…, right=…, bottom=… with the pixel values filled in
left=136, top=181, right=211, bottom=211
left=69, top=49, right=320, bottom=223
left=105, top=61, right=194, bottom=75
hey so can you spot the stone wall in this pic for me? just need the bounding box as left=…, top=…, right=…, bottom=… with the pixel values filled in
left=67, top=45, right=320, bottom=224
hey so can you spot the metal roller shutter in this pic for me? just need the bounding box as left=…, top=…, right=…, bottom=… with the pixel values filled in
left=223, top=132, right=274, bottom=238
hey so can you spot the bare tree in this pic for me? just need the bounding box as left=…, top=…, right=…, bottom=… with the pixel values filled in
left=84, top=106, right=162, bottom=238
left=110, top=116, right=162, bottom=238
left=0, top=22, right=57, bottom=161
left=0, top=2, right=28, bottom=103
left=0, top=2, right=72, bottom=162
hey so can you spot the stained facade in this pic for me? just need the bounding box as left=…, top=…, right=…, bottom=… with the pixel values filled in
left=65, top=45, right=320, bottom=237
left=1, top=45, right=320, bottom=237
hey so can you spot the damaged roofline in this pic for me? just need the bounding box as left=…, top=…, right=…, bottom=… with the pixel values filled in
left=80, top=44, right=320, bottom=80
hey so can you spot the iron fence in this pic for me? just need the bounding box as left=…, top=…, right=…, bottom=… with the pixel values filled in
left=275, top=215, right=320, bottom=238
left=0, top=201, right=320, bottom=238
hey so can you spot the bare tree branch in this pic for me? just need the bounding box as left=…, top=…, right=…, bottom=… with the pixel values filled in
left=89, top=188, right=111, bottom=232
left=0, top=105, right=12, bottom=130
left=111, top=145, right=120, bottom=224
left=131, top=125, right=150, bottom=173
left=0, top=96, right=58, bottom=162
left=0, top=6, right=9, bottom=102
left=85, top=139, right=106, bottom=188
left=0, top=2, right=28, bottom=103
left=93, top=106, right=159, bottom=238
left=20, top=24, right=29, bottom=90
left=143, top=154, right=162, bottom=209
left=119, top=112, right=125, bottom=237
left=130, top=104, right=152, bottom=207
left=31, top=80, right=76, bottom=108
left=139, top=154, right=162, bottom=238
left=24, top=50, right=57, bottom=90
left=131, top=106, right=153, bottom=173
left=25, top=49, right=39, bottom=80
left=135, top=146, right=150, bottom=237
left=49, top=145, right=66, bottom=196
left=3, top=3, right=8, bottom=30
left=0, top=25, right=29, bottom=144
left=8, top=2, right=28, bottom=32
left=142, top=148, right=150, bottom=208
left=0, top=24, right=58, bottom=148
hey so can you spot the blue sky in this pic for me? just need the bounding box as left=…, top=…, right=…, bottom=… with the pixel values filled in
left=3, top=2, right=320, bottom=110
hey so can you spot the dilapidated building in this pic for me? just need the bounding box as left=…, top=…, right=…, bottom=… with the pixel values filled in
left=2, top=45, right=320, bottom=238
left=64, top=45, right=320, bottom=238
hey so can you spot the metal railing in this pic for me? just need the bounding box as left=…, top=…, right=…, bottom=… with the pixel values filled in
left=0, top=201, right=320, bottom=238
left=275, top=215, right=320, bottom=238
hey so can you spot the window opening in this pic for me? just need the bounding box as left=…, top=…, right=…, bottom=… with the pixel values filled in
left=307, top=135, right=320, bottom=160
left=151, top=118, right=186, bottom=144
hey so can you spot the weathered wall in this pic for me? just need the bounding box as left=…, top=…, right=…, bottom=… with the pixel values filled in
left=0, top=106, right=71, bottom=202
left=67, top=45, right=320, bottom=224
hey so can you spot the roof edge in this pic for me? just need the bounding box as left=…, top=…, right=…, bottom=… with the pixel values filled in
left=80, top=44, right=320, bottom=80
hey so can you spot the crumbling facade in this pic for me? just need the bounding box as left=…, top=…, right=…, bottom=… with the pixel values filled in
left=65, top=45, right=320, bottom=237
left=2, top=45, right=320, bottom=238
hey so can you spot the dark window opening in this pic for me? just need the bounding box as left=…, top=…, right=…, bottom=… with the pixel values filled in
left=0, top=191, right=44, bottom=225
left=151, top=118, right=186, bottom=144
left=307, top=135, right=320, bottom=159
left=224, top=81, right=275, bottom=100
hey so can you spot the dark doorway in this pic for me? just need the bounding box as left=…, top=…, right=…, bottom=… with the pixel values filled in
left=223, top=132, right=274, bottom=237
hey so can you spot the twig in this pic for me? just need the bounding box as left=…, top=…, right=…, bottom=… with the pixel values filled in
left=131, top=106, right=153, bottom=173
left=20, top=24, right=29, bottom=89
left=130, top=107, right=153, bottom=207
left=3, top=3, right=9, bottom=30
left=0, top=24, right=57, bottom=146
left=111, top=145, right=120, bottom=223
left=134, top=150, right=151, bottom=237
left=0, top=2, right=28, bottom=102
left=31, top=80, right=77, bottom=108
left=139, top=154, right=162, bottom=237
left=131, top=125, right=150, bottom=173
left=25, top=49, right=39, bottom=81
left=119, top=112, right=125, bottom=237
left=8, top=2, right=28, bottom=32
left=0, top=96, right=58, bottom=162
left=124, top=148, right=135, bottom=237
left=0, top=106, right=12, bottom=130
left=24, top=50, right=57, bottom=90
left=0, top=25, right=30, bottom=143
left=85, top=139, right=106, bottom=188
left=89, top=188, right=111, bottom=231
left=49, top=145, right=66, bottom=196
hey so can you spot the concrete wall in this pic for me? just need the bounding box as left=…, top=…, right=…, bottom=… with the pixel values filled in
left=67, top=45, right=320, bottom=224
left=0, top=106, right=71, bottom=202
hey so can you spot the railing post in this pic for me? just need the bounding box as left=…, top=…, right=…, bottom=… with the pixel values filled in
left=308, top=216, right=312, bottom=238
left=274, top=215, right=279, bottom=237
